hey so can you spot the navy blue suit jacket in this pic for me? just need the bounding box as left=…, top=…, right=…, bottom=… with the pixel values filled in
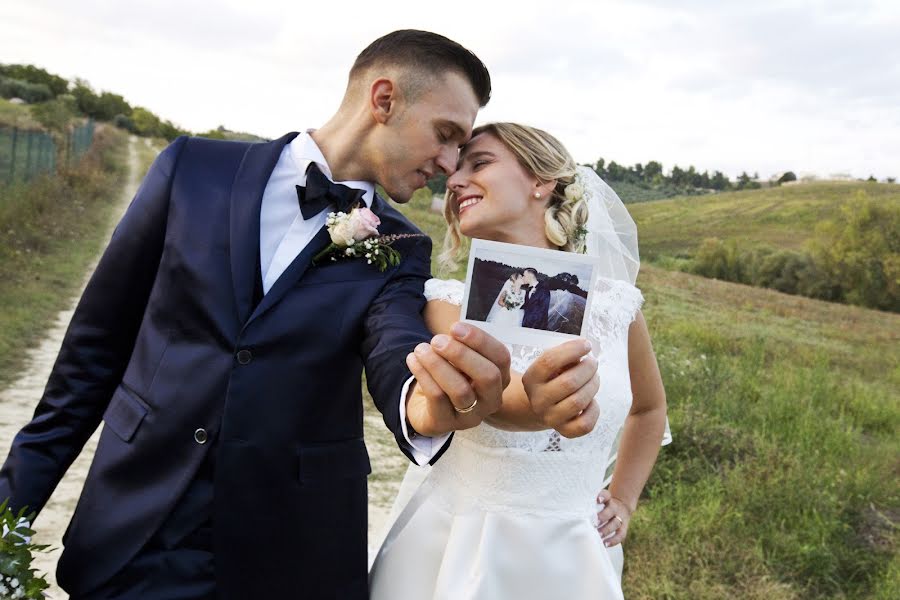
left=0, top=133, right=435, bottom=598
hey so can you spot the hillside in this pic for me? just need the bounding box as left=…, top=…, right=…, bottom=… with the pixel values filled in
left=363, top=190, right=900, bottom=598
left=628, top=181, right=900, bottom=258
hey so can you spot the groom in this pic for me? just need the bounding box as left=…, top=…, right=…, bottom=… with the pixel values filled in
left=521, top=268, right=589, bottom=331
left=0, top=31, right=509, bottom=599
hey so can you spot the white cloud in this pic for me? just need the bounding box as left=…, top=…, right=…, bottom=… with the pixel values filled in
left=1, top=0, right=897, bottom=179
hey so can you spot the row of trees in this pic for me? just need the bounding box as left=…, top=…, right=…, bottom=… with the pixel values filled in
left=593, top=158, right=797, bottom=192
left=0, top=63, right=191, bottom=140
left=691, top=193, right=899, bottom=312
left=425, top=159, right=797, bottom=201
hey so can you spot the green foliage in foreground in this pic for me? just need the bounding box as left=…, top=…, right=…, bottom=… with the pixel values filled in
left=0, top=500, right=50, bottom=600
left=383, top=191, right=899, bottom=599
left=0, top=126, right=130, bottom=387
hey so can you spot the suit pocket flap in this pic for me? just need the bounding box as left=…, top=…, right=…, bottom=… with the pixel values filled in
left=103, top=385, right=149, bottom=442
left=298, top=438, right=371, bottom=480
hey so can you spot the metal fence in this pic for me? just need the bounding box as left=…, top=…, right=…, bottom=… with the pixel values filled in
left=0, top=119, right=95, bottom=186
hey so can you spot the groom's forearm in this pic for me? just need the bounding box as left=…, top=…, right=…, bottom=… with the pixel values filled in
left=0, top=137, right=185, bottom=515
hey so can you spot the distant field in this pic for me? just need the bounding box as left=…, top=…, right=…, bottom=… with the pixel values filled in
left=367, top=189, right=900, bottom=598
left=628, top=182, right=900, bottom=258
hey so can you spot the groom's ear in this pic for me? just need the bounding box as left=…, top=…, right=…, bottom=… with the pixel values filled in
left=370, top=78, right=397, bottom=125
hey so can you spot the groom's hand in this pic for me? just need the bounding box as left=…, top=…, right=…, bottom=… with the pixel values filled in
left=521, top=339, right=600, bottom=438
left=405, top=323, right=511, bottom=437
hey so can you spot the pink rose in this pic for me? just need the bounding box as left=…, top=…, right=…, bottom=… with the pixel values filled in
left=348, top=207, right=380, bottom=240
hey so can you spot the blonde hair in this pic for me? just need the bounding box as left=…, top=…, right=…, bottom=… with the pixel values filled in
left=439, top=122, right=589, bottom=272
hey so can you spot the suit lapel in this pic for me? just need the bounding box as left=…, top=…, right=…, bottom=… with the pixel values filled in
left=247, top=225, right=331, bottom=323
left=229, top=132, right=299, bottom=324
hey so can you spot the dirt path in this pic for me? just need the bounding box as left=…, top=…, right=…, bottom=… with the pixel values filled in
left=0, top=135, right=142, bottom=597
left=1, top=136, right=406, bottom=597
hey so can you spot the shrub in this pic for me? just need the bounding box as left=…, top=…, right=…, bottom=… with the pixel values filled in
left=808, top=193, right=900, bottom=311
left=0, top=77, right=53, bottom=104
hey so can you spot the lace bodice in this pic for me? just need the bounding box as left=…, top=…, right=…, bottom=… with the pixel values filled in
left=422, top=277, right=643, bottom=520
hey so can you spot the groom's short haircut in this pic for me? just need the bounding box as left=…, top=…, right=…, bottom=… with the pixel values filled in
left=523, top=268, right=539, bottom=277
left=350, top=30, right=491, bottom=107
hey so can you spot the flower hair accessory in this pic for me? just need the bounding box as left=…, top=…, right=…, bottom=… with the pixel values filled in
left=313, top=207, right=424, bottom=272
left=564, top=172, right=589, bottom=251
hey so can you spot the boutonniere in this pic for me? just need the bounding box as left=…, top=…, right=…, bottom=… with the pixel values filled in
left=313, top=207, right=424, bottom=272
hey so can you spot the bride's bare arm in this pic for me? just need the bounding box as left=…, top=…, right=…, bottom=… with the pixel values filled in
left=420, top=300, right=599, bottom=435
left=596, top=311, right=667, bottom=546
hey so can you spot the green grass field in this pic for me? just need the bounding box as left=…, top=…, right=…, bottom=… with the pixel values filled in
left=364, top=190, right=899, bottom=599
left=628, top=182, right=900, bottom=259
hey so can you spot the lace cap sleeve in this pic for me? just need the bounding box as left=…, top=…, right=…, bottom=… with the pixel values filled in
left=424, top=278, right=465, bottom=306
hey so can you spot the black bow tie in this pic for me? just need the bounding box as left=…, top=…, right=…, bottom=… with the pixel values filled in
left=296, top=163, right=366, bottom=220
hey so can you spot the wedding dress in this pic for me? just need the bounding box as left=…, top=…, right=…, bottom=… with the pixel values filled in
left=485, top=279, right=525, bottom=327
left=369, top=276, right=646, bottom=599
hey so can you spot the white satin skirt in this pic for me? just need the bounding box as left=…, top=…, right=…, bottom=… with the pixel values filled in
left=369, top=466, right=624, bottom=600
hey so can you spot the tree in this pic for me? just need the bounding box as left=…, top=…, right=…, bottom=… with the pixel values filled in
left=807, top=192, right=900, bottom=311
left=644, top=160, right=663, bottom=183
left=777, top=171, right=797, bottom=185
left=131, top=107, right=163, bottom=137
left=0, top=63, right=69, bottom=96
left=0, top=77, right=53, bottom=103
left=29, top=94, right=78, bottom=131
left=710, top=170, right=730, bottom=190
left=606, top=160, right=625, bottom=181
left=95, top=92, right=131, bottom=121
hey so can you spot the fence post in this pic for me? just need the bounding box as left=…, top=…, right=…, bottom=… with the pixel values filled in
left=9, top=127, right=18, bottom=184
left=25, top=132, right=34, bottom=182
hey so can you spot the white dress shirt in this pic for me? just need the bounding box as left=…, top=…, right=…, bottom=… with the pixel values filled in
left=259, top=131, right=449, bottom=465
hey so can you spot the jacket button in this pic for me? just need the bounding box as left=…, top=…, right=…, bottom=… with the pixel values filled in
left=236, top=349, right=252, bottom=365
left=194, top=428, right=208, bottom=444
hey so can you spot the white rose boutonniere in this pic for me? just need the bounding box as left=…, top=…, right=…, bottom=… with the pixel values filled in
left=314, top=207, right=425, bottom=272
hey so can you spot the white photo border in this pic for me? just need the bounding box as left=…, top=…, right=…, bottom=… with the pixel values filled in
left=460, top=239, right=604, bottom=349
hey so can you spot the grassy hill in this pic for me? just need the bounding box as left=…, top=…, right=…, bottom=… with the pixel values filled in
left=0, top=98, right=41, bottom=128
left=364, top=190, right=899, bottom=598
left=628, top=182, right=900, bottom=259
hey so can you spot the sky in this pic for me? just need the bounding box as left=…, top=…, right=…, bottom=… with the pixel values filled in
left=2, top=0, right=898, bottom=180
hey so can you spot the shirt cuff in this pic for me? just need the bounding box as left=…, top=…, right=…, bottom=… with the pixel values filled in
left=399, top=376, right=452, bottom=466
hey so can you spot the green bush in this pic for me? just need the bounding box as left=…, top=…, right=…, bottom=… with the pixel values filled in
left=0, top=77, right=52, bottom=103
left=808, top=193, right=900, bottom=312
left=692, top=238, right=744, bottom=282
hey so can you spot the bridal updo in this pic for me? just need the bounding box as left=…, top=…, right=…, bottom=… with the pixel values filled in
left=440, top=123, right=589, bottom=271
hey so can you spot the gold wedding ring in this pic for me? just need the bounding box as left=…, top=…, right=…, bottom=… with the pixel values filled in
left=454, top=398, right=478, bottom=414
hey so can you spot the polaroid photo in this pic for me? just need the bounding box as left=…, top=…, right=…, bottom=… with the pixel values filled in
left=460, top=239, right=603, bottom=349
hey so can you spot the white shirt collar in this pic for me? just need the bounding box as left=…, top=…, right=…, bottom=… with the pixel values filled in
left=287, top=130, right=375, bottom=206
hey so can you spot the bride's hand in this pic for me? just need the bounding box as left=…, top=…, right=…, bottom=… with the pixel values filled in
left=521, top=339, right=600, bottom=438
left=595, top=489, right=632, bottom=547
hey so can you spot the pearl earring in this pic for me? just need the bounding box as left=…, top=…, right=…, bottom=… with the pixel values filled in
left=533, top=192, right=542, bottom=199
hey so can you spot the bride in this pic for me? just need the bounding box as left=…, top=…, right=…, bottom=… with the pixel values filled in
left=485, top=271, right=527, bottom=326
left=369, top=123, right=670, bottom=599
